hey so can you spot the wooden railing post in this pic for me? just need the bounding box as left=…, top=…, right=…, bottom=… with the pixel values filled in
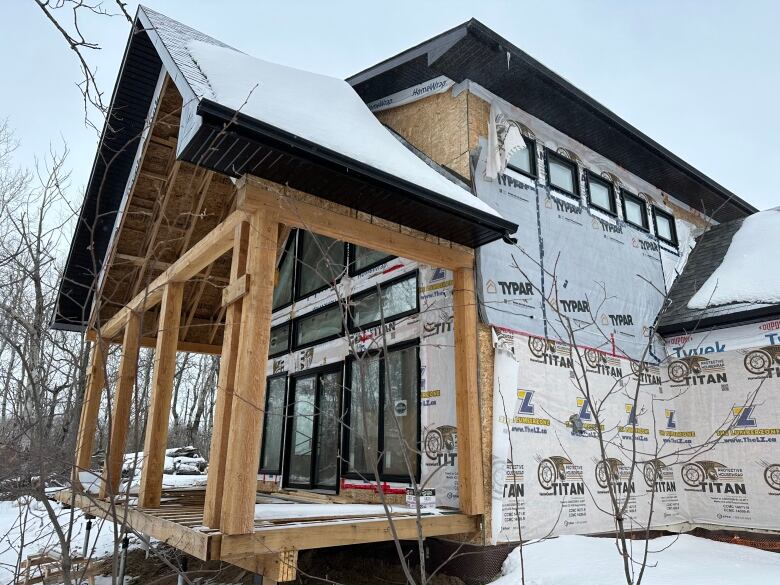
left=138, top=282, right=183, bottom=508
left=452, top=267, right=484, bottom=515
left=220, top=208, right=278, bottom=535
left=203, top=222, right=250, bottom=528
left=74, top=338, right=107, bottom=484
left=99, top=311, right=141, bottom=498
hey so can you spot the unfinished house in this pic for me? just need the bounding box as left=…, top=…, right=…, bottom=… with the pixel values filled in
left=54, top=6, right=779, bottom=583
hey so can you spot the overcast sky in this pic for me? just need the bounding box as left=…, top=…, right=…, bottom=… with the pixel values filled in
left=2, top=0, right=778, bottom=210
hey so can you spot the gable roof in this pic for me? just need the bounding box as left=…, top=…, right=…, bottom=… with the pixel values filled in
left=348, top=18, right=757, bottom=224
left=656, top=217, right=780, bottom=335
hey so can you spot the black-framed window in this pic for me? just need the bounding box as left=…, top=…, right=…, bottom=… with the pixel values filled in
left=269, top=322, right=290, bottom=358
left=273, top=232, right=296, bottom=311
left=507, top=136, right=537, bottom=178
left=652, top=207, right=678, bottom=246
left=349, top=271, right=419, bottom=331
left=296, top=231, right=346, bottom=299
left=621, top=190, right=649, bottom=231
left=586, top=171, right=616, bottom=215
left=545, top=150, right=579, bottom=197
left=259, top=374, right=287, bottom=474
left=343, top=341, right=420, bottom=482
left=349, top=244, right=394, bottom=276
left=293, top=303, right=343, bottom=349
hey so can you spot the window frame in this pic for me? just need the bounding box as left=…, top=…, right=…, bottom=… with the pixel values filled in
left=294, top=231, right=348, bottom=301
left=258, top=372, right=288, bottom=475
left=544, top=149, right=580, bottom=199
left=342, top=339, right=421, bottom=484
left=347, top=243, right=396, bottom=277
left=652, top=206, right=678, bottom=247
left=268, top=322, right=291, bottom=358
left=506, top=135, right=538, bottom=179
left=347, top=270, right=420, bottom=333
left=291, top=301, right=345, bottom=351
left=620, top=190, right=649, bottom=231
left=272, top=230, right=298, bottom=312
left=585, top=171, right=617, bottom=216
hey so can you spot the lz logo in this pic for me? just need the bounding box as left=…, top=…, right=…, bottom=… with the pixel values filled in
left=577, top=398, right=593, bottom=421
left=517, top=390, right=535, bottom=415
left=733, top=406, right=756, bottom=428
left=625, top=403, right=639, bottom=425
left=665, top=409, right=677, bottom=429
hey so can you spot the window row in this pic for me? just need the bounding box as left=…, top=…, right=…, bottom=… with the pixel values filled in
left=273, top=230, right=396, bottom=311
left=270, top=271, right=419, bottom=357
left=506, top=137, right=678, bottom=246
left=259, top=342, right=421, bottom=486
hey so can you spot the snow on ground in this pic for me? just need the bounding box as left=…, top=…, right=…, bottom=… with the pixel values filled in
left=490, top=534, right=780, bottom=585
left=688, top=207, right=780, bottom=308
left=187, top=40, right=504, bottom=221
left=253, top=503, right=440, bottom=520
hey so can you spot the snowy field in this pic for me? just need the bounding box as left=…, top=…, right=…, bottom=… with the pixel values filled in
left=490, top=534, right=780, bottom=585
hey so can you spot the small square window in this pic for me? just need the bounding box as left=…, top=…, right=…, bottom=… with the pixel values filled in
left=621, top=191, right=649, bottom=230
left=546, top=150, right=579, bottom=197
left=653, top=207, right=678, bottom=246
left=269, top=323, right=290, bottom=357
left=507, top=136, right=536, bottom=178
left=349, top=244, right=394, bottom=275
left=586, top=172, right=616, bottom=215
left=294, top=303, right=343, bottom=348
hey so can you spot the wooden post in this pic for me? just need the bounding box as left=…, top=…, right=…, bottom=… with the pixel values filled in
left=74, top=339, right=107, bottom=479
left=203, top=222, right=249, bottom=528
left=452, top=267, right=484, bottom=516
left=220, top=208, right=278, bottom=535
left=138, top=282, right=183, bottom=508
left=99, top=311, right=141, bottom=498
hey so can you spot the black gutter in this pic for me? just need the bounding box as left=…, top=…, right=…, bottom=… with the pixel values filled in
left=656, top=305, right=780, bottom=337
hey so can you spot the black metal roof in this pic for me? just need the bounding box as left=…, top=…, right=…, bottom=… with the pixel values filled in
left=656, top=217, right=780, bottom=335
left=348, top=19, right=758, bottom=224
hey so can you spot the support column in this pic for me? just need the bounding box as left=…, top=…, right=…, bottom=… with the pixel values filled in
left=452, top=267, right=484, bottom=516
left=75, top=339, right=107, bottom=481
left=220, top=208, right=278, bottom=535
left=138, top=282, right=184, bottom=508
left=100, top=311, right=142, bottom=498
left=203, top=222, right=250, bottom=528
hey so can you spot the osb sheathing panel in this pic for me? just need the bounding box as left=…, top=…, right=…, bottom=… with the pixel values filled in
left=467, top=92, right=491, bottom=157
left=375, top=91, right=471, bottom=178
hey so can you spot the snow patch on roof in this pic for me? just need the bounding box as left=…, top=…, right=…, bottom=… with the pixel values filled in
left=688, top=207, right=780, bottom=309
left=186, top=39, right=503, bottom=220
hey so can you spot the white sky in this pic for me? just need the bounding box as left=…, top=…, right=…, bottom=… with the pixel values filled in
left=2, top=0, right=778, bottom=211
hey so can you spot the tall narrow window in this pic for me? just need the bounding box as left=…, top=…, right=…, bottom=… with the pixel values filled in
left=546, top=150, right=579, bottom=197
left=586, top=172, right=616, bottom=215
left=621, top=190, right=649, bottom=231
left=653, top=207, right=678, bottom=246
left=259, top=375, right=287, bottom=473
left=272, top=232, right=296, bottom=310
left=507, top=136, right=536, bottom=178
left=297, top=232, right=345, bottom=298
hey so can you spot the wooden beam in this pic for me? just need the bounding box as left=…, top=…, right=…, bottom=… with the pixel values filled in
left=452, top=267, right=484, bottom=515
left=138, top=282, right=184, bottom=508
left=100, top=209, right=247, bottom=339
left=74, top=341, right=107, bottom=477
left=86, top=329, right=222, bottom=356
left=221, top=274, right=249, bottom=307
left=220, top=209, right=279, bottom=535
left=100, top=312, right=141, bottom=498
left=204, top=222, right=250, bottom=528
left=224, top=550, right=297, bottom=582
left=237, top=178, right=473, bottom=270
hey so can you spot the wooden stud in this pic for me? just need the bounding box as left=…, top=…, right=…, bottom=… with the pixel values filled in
left=221, top=274, right=250, bottom=307
left=452, top=267, right=484, bottom=516
left=220, top=209, right=279, bottom=535
left=138, top=282, right=184, bottom=508
left=74, top=340, right=107, bottom=479
left=100, top=312, right=142, bottom=498
left=204, top=222, right=250, bottom=528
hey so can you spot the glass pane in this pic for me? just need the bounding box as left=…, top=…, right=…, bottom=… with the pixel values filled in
left=625, top=198, right=645, bottom=227
left=348, top=357, right=380, bottom=475
left=273, top=238, right=295, bottom=310
left=656, top=214, right=674, bottom=241
left=384, top=346, right=419, bottom=477
left=260, top=377, right=286, bottom=471
left=352, top=245, right=391, bottom=273
left=315, top=371, right=342, bottom=488
left=352, top=276, right=417, bottom=328
left=508, top=142, right=532, bottom=174
left=295, top=305, right=342, bottom=347
left=548, top=158, right=575, bottom=193
left=269, top=323, right=289, bottom=356
left=589, top=179, right=612, bottom=212
left=288, top=376, right=316, bottom=485
left=298, top=232, right=345, bottom=297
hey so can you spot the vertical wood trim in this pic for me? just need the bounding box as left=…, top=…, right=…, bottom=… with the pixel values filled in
left=220, top=209, right=278, bottom=535
left=452, top=267, right=484, bottom=515
left=138, top=282, right=184, bottom=508
left=75, top=340, right=107, bottom=478
left=203, top=222, right=249, bottom=528
left=100, top=312, right=142, bottom=498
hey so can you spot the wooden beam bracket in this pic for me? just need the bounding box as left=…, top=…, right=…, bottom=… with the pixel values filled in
left=221, top=274, right=250, bottom=307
